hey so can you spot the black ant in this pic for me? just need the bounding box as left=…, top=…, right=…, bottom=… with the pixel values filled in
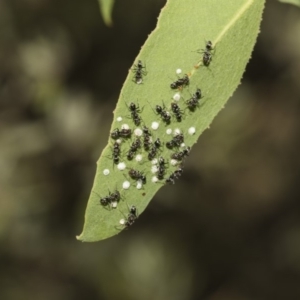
left=154, top=138, right=162, bottom=148
left=166, top=133, right=184, bottom=149
left=171, top=146, right=191, bottom=161
left=110, top=128, right=132, bottom=139
left=109, top=190, right=121, bottom=204
left=143, top=126, right=151, bottom=136
left=170, top=74, right=189, bottom=89
left=121, top=128, right=132, bottom=138
left=94, top=189, right=121, bottom=208
left=110, top=128, right=120, bottom=139
left=120, top=205, right=138, bottom=229
left=112, top=141, right=121, bottom=164
left=147, top=100, right=171, bottom=124
left=132, top=60, right=147, bottom=84
left=157, top=156, right=167, bottom=180
left=127, top=138, right=142, bottom=160
left=186, top=88, right=202, bottom=111
left=99, top=195, right=111, bottom=207
left=143, top=126, right=152, bottom=150
left=127, top=205, right=138, bottom=224
left=155, top=104, right=171, bottom=124
left=128, top=169, right=146, bottom=184
left=148, top=147, right=156, bottom=161
left=128, top=102, right=142, bottom=126
left=197, top=41, right=214, bottom=66
left=171, top=102, right=183, bottom=122
left=144, top=135, right=151, bottom=151
left=203, top=52, right=212, bottom=66
left=148, top=138, right=162, bottom=160
left=165, top=167, right=183, bottom=184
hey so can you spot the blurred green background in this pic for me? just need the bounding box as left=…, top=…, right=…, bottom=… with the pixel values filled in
left=1, top=1, right=300, bottom=299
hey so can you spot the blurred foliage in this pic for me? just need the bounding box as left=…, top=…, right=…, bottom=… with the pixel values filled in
left=279, top=0, right=300, bottom=7
left=98, top=0, right=115, bottom=26
left=1, top=0, right=300, bottom=299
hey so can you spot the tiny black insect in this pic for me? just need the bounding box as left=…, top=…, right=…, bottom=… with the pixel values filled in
left=155, top=104, right=171, bottom=124
left=174, top=168, right=183, bottom=179
left=112, top=142, right=121, bottom=164
left=122, top=205, right=138, bottom=228
left=127, top=205, right=138, bottom=223
left=166, top=133, right=184, bottom=149
left=132, top=113, right=141, bottom=126
left=144, top=135, right=151, bottom=151
left=171, top=146, right=191, bottom=161
left=110, top=128, right=120, bottom=139
left=95, top=189, right=121, bottom=208
left=110, top=128, right=132, bottom=139
left=186, top=88, right=202, bottom=111
left=166, top=176, right=174, bottom=184
left=127, top=138, right=142, bottom=160
left=205, top=40, right=213, bottom=51
left=203, top=52, right=212, bottom=66
left=170, top=74, right=190, bottom=89
left=148, top=138, right=162, bottom=160
left=142, top=126, right=151, bottom=136
left=157, top=156, right=167, bottom=180
left=166, top=167, right=183, bottom=184
left=143, top=126, right=152, bottom=150
left=148, top=147, right=157, bottom=161
left=129, top=169, right=146, bottom=184
left=109, top=190, right=121, bottom=203
left=128, top=102, right=142, bottom=126
left=174, top=133, right=184, bottom=145
left=158, top=156, right=165, bottom=166
left=127, top=150, right=135, bottom=161
left=100, top=195, right=111, bottom=206
left=131, top=138, right=142, bottom=151
left=132, top=60, right=147, bottom=84
left=120, top=128, right=132, bottom=138
left=154, top=138, right=162, bottom=148
left=197, top=40, right=214, bottom=66
left=171, top=102, right=183, bottom=122
left=129, top=102, right=140, bottom=113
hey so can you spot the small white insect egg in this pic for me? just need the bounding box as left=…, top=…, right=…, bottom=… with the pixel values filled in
left=180, top=143, right=185, bottom=148
left=152, top=176, right=158, bottom=183
left=166, top=128, right=172, bottom=135
left=103, top=169, right=110, bottom=175
left=151, top=158, right=158, bottom=165
left=174, top=128, right=181, bottom=135
left=121, top=124, right=129, bottom=130
left=151, top=165, right=159, bottom=173
left=176, top=68, right=182, bottom=74
left=116, top=139, right=122, bottom=144
left=173, top=93, right=181, bottom=101
left=170, top=159, right=178, bottom=166
left=111, top=201, right=118, bottom=208
left=117, top=162, right=126, bottom=170
left=117, top=117, right=122, bottom=122
left=151, top=121, right=159, bottom=130
left=119, top=218, right=125, bottom=225
left=122, top=181, right=130, bottom=189
left=136, top=181, right=143, bottom=189
left=134, top=128, right=143, bottom=136
left=188, top=127, right=196, bottom=135
left=135, top=154, right=143, bottom=162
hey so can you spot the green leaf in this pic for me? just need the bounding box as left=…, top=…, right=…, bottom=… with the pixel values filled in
left=98, top=0, right=115, bottom=26
left=278, top=0, right=300, bottom=6
left=77, top=0, right=265, bottom=242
